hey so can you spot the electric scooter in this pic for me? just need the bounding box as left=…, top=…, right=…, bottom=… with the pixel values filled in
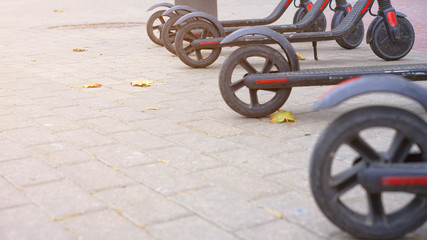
left=310, top=74, right=427, bottom=240
left=175, top=0, right=414, bottom=68
left=146, top=0, right=326, bottom=47
left=159, top=0, right=328, bottom=55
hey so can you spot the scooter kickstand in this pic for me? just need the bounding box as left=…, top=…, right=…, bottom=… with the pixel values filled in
left=312, top=41, right=319, bottom=60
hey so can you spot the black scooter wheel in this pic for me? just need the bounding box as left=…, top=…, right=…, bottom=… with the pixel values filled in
left=175, top=20, right=222, bottom=68
left=293, top=7, right=327, bottom=32
left=161, top=14, right=182, bottom=54
left=146, top=10, right=170, bottom=46
left=310, top=106, right=427, bottom=240
left=370, top=16, right=415, bottom=61
left=331, top=10, right=364, bottom=49
left=219, top=45, right=292, bottom=118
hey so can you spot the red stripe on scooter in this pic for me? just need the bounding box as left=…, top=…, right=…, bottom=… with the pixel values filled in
left=382, top=176, right=427, bottom=186
left=347, top=6, right=352, bottom=13
left=199, top=41, right=220, bottom=46
left=256, top=78, right=288, bottom=85
left=320, top=0, right=328, bottom=10
left=360, top=0, right=372, bottom=14
left=285, top=0, right=292, bottom=7
left=387, top=11, right=397, bottom=27
left=307, top=3, right=312, bottom=11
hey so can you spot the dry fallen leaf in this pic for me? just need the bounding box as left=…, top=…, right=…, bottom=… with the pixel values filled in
left=130, top=79, right=154, bottom=87
left=70, top=83, right=102, bottom=89
left=147, top=107, right=160, bottom=110
left=53, top=9, right=64, bottom=13
left=270, top=110, right=297, bottom=124
left=83, top=82, right=102, bottom=88
left=73, top=48, right=87, bottom=52
left=158, top=158, right=170, bottom=165
left=264, top=208, right=283, bottom=219
left=297, top=52, right=307, bottom=60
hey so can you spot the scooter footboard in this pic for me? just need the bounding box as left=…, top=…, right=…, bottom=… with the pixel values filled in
left=245, top=63, right=427, bottom=89
left=359, top=164, right=427, bottom=194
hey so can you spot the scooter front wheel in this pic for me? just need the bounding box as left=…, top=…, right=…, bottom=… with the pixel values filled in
left=310, top=106, right=427, bottom=240
left=331, top=10, right=364, bottom=49
left=370, top=16, right=415, bottom=61
left=175, top=20, right=222, bottom=68
left=161, top=14, right=182, bottom=54
left=293, top=7, right=327, bottom=32
left=219, top=45, right=292, bottom=118
left=146, top=10, right=171, bottom=46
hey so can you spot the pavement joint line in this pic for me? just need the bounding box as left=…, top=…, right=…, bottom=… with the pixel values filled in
left=48, top=22, right=146, bottom=29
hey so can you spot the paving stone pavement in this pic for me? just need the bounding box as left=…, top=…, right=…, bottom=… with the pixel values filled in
left=1, top=0, right=427, bottom=239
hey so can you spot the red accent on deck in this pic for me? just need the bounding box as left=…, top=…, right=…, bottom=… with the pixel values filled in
left=382, top=176, right=427, bottom=186
left=256, top=78, right=288, bottom=85
left=320, top=0, right=328, bottom=10
left=199, top=41, right=220, bottom=46
left=360, top=0, right=373, bottom=15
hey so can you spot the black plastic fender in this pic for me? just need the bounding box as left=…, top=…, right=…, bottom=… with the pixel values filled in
left=313, top=74, right=427, bottom=110
left=147, top=2, right=174, bottom=11
left=366, top=12, right=407, bottom=44
left=162, top=5, right=197, bottom=16
left=174, top=12, right=226, bottom=37
left=221, top=26, right=300, bottom=71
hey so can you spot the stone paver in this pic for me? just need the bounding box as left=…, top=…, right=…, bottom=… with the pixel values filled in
left=1, top=0, right=427, bottom=239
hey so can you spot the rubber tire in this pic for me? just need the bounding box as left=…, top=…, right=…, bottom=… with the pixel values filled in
left=310, top=106, right=427, bottom=240
left=146, top=10, right=169, bottom=46
left=219, top=45, right=292, bottom=118
left=331, top=10, right=365, bottom=49
left=370, top=16, right=415, bottom=61
left=292, top=7, right=327, bottom=33
left=161, top=14, right=182, bottom=54
left=174, top=20, right=222, bottom=68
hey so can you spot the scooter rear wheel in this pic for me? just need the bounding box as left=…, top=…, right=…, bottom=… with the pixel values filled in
left=331, top=10, right=364, bottom=49
left=293, top=7, right=327, bottom=32
left=219, top=45, right=292, bottom=118
left=310, top=106, right=427, bottom=240
left=147, top=10, right=170, bottom=46
left=175, top=20, right=222, bottom=68
left=370, top=16, right=415, bottom=61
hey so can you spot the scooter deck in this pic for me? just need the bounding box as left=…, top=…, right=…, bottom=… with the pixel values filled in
left=248, top=64, right=427, bottom=88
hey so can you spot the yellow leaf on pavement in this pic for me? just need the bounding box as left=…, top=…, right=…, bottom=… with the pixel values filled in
left=83, top=83, right=102, bottom=88
left=270, top=110, right=297, bottom=124
left=73, top=48, right=87, bottom=52
left=130, top=79, right=154, bottom=87
left=297, top=52, right=307, bottom=60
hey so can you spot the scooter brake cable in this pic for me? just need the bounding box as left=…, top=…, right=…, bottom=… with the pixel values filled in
left=369, top=7, right=377, bottom=16
left=368, top=1, right=377, bottom=16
